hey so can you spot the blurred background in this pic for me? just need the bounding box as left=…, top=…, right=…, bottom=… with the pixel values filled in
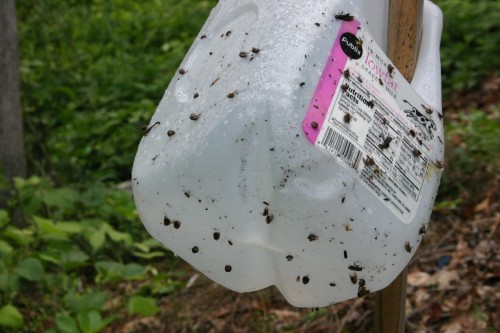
left=0, top=0, right=498, bottom=332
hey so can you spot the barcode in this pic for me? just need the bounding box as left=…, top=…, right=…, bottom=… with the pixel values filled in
left=320, top=127, right=362, bottom=169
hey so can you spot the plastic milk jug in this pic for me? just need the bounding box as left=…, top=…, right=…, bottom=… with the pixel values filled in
left=132, top=0, right=444, bottom=307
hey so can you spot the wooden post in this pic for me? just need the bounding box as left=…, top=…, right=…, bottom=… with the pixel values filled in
left=374, top=1, right=423, bottom=333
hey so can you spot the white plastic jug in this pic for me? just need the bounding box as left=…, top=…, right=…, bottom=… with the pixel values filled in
left=132, top=0, right=444, bottom=307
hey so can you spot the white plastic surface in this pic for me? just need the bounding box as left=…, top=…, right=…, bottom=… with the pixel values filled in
left=132, top=0, right=444, bottom=307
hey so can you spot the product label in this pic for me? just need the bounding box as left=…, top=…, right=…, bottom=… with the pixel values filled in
left=303, top=20, right=442, bottom=222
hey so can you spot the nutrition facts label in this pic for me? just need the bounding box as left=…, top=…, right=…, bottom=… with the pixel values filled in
left=303, top=20, right=441, bottom=221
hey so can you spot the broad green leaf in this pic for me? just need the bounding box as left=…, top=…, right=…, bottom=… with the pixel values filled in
left=102, top=224, right=132, bottom=244
left=85, top=227, right=106, bottom=252
left=95, top=261, right=124, bottom=283
left=64, top=291, right=107, bottom=313
left=61, top=249, right=89, bottom=270
left=16, top=257, right=45, bottom=281
left=33, top=216, right=67, bottom=238
left=56, top=313, right=79, bottom=333
left=77, top=311, right=114, bottom=333
left=126, top=296, right=160, bottom=316
left=3, top=226, right=34, bottom=246
left=123, top=263, right=147, bottom=280
left=57, top=222, right=84, bottom=234
left=0, top=304, right=24, bottom=329
left=43, top=188, right=79, bottom=210
left=0, top=240, right=13, bottom=256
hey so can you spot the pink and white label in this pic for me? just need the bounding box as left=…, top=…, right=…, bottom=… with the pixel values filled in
left=302, top=21, right=443, bottom=221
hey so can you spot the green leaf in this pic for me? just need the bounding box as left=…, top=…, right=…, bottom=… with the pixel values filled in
left=95, top=261, right=124, bottom=283
left=0, top=210, right=9, bottom=228
left=57, top=222, right=84, bottom=234
left=61, top=249, right=89, bottom=270
left=43, top=188, right=79, bottom=210
left=0, top=240, right=13, bottom=256
left=84, top=227, right=106, bottom=252
left=126, top=296, right=160, bottom=316
left=77, top=311, right=114, bottom=333
left=64, top=291, right=107, bottom=313
left=0, top=304, right=24, bottom=329
left=132, top=251, right=166, bottom=260
left=123, top=263, right=147, bottom=280
left=33, top=216, right=67, bottom=238
left=3, top=226, right=34, bottom=246
left=102, top=224, right=132, bottom=244
left=56, top=313, right=79, bottom=333
left=16, top=257, right=45, bottom=281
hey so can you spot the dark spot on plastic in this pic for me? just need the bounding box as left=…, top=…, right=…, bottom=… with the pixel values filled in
left=213, top=232, right=220, bottom=240
left=190, top=113, right=201, bottom=121
left=266, top=214, right=274, bottom=224
left=192, top=246, right=199, bottom=254
left=173, top=221, right=181, bottom=229
left=225, top=265, right=232, bottom=272
left=286, top=255, right=294, bottom=261
left=350, top=272, right=358, bottom=284
left=308, top=234, right=319, bottom=241
left=163, top=217, right=171, bottom=226
left=405, top=241, right=412, bottom=253
left=348, top=264, right=362, bottom=271
left=167, top=130, right=176, bottom=137
left=251, top=47, right=260, bottom=54
left=344, top=250, right=348, bottom=259
left=239, top=51, right=248, bottom=58
left=179, top=68, right=186, bottom=75
left=311, top=122, right=318, bottom=129
left=302, top=276, right=310, bottom=284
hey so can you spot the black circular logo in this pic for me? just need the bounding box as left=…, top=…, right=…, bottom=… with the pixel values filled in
left=340, top=33, right=363, bottom=59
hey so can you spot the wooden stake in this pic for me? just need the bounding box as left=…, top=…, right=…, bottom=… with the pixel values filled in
left=374, top=1, right=423, bottom=333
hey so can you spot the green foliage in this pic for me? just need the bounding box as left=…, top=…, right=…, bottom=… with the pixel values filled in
left=434, top=0, right=500, bottom=96
left=18, top=0, right=217, bottom=182
left=126, top=296, right=160, bottom=317
left=0, top=177, right=184, bottom=332
left=439, top=108, right=499, bottom=202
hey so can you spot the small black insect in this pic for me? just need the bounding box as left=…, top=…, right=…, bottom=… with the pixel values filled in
left=378, top=136, right=393, bottom=150
left=189, top=113, right=201, bottom=121
left=433, top=160, right=444, bottom=169
left=357, top=76, right=363, bottom=83
left=335, top=12, right=354, bottom=21
left=348, top=264, right=363, bottom=272
left=200, top=35, right=207, bottom=39
left=344, top=250, right=348, bottom=259
left=379, top=78, right=384, bottom=86
left=363, top=156, right=375, bottom=166
left=350, top=272, right=358, bottom=284
left=167, top=130, right=176, bottom=137
left=142, top=121, right=160, bottom=136
left=405, top=241, right=412, bottom=253
left=315, top=22, right=320, bottom=27
left=300, top=82, right=306, bottom=87
left=184, top=191, right=191, bottom=198
left=341, top=83, right=349, bottom=92
left=422, top=104, right=433, bottom=114
left=311, top=121, right=319, bottom=129
left=173, top=221, right=181, bottom=229
left=412, top=149, right=421, bottom=157
left=193, top=92, right=199, bottom=99
left=163, top=217, right=171, bottom=226
left=358, top=279, right=366, bottom=287
left=225, top=265, right=232, bottom=272
left=367, top=100, right=375, bottom=108
left=227, top=91, right=237, bottom=98
left=178, top=68, right=186, bottom=75
left=308, top=234, right=319, bottom=241
left=213, top=232, right=220, bottom=240
left=387, top=64, right=395, bottom=77
left=239, top=51, right=248, bottom=58
left=329, top=283, right=336, bottom=287
left=438, top=112, right=443, bottom=120
left=419, top=225, right=427, bottom=235
left=286, top=255, right=294, bottom=261
left=251, top=47, right=260, bottom=54
left=225, top=30, right=231, bottom=37
left=409, top=129, right=416, bottom=137
left=343, top=69, right=350, bottom=79
left=302, top=276, right=310, bottom=284
left=358, top=286, right=370, bottom=297
left=192, top=246, right=199, bottom=254
left=266, top=214, right=274, bottom=224
left=341, top=196, right=346, bottom=204
left=343, top=113, right=352, bottom=123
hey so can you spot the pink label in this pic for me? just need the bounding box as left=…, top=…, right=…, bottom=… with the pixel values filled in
left=302, top=20, right=360, bottom=144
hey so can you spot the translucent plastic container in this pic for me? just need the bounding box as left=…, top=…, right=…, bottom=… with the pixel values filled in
left=132, top=0, right=443, bottom=307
